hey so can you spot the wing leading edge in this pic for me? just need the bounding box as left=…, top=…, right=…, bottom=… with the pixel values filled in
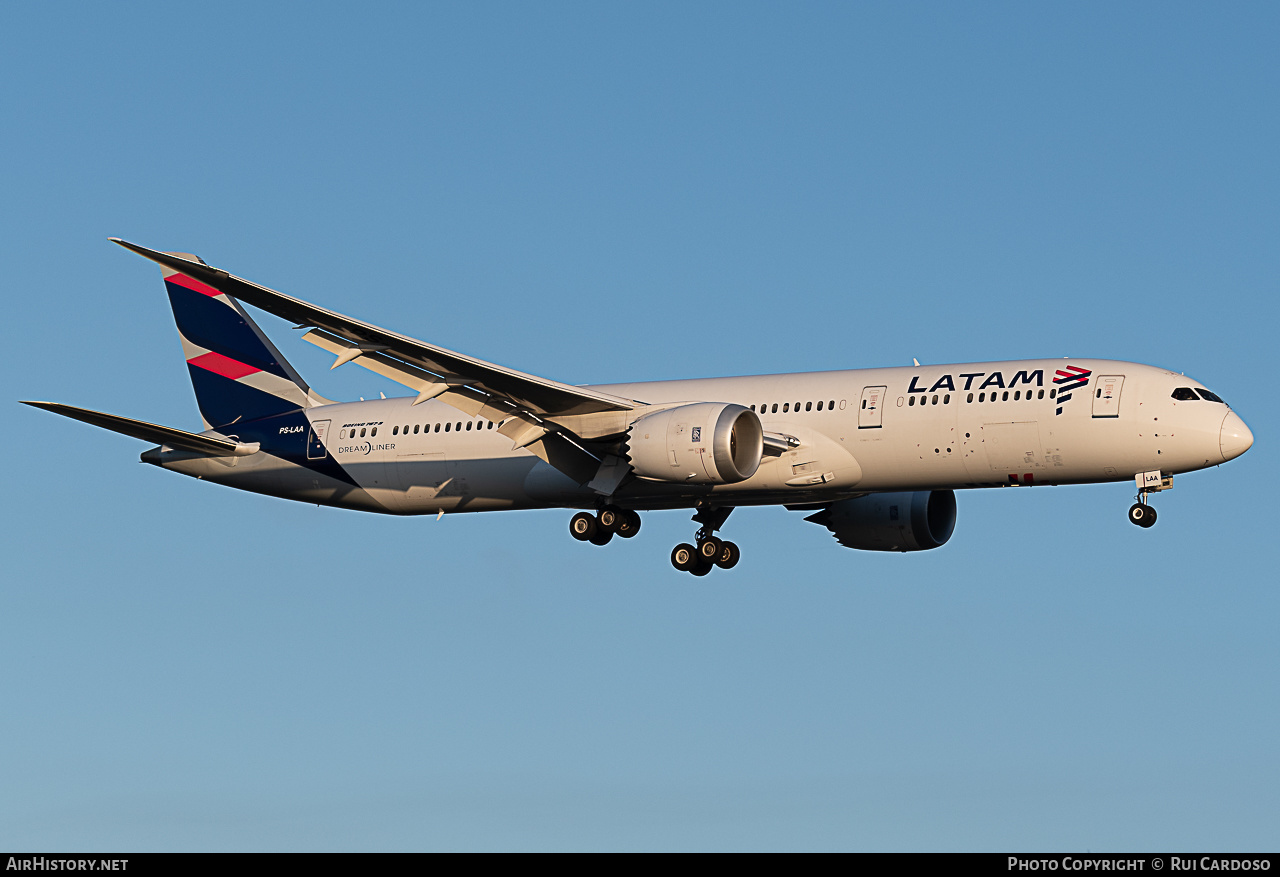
left=20, top=401, right=259, bottom=457
left=110, top=239, right=641, bottom=419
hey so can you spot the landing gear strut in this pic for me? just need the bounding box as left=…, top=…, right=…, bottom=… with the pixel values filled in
left=1128, top=470, right=1171, bottom=529
left=671, top=504, right=740, bottom=576
left=569, top=506, right=641, bottom=546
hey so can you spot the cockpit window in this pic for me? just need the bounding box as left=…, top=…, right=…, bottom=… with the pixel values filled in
left=1196, top=388, right=1225, bottom=404
left=1171, top=387, right=1198, bottom=401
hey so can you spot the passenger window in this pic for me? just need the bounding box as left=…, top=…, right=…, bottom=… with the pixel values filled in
left=931, top=395, right=938, bottom=405
left=444, top=423, right=450, bottom=432
left=1038, top=389, right=1044, bottom=399
left=393, top=426, right=399, bottom=435
left=967, top=393, right=974, bottom=403
left=414, top=424, right=420, bottom=434
left=434, top=423, right=440, bottom=433
left=807, top=401, right=813, bottom=411
left=817, top=401, right=824, bottom=411
left=860, top=400, right=865, bottom=409
left=466, top=422, right=472, bottom=431
left=1172, top=388, right=1198, bottom=401
left=371, top=427, right=377, bottom=436
left=909, top=396, right=916, bottom=406
left=1002, top=391, right=1009, bottom=401
left=750, top=404, right=756, bottom=411
left=1014, top=391, right=1021, bottom=401
left=771, top=404, right=778, bottom=413
left=1049, top=389, right=1056, bottom=398
left=783, top=403, right=789, bottom=413
left=943, top=394, right=950, bottom=404
left=828, top=400, right=835, bottom=409
left=457, top=422, right=462, bottom=431
left=360, top=428, right=367, bottom=437
left=978, top=393, right=984, bottom=402
left=1096, top=388, right=1102, bottom=398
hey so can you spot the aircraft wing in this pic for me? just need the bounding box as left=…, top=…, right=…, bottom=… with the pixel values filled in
left=21, top=401, right=259, bottom=456
left=111, top=239, right=642, bottom=419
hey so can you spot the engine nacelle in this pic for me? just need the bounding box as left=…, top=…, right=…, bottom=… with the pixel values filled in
left=806, top=490, right=956, bottom=552
left=628, top=403, right=764, bottom=484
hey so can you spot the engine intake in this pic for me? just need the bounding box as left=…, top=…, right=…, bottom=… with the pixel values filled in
left=628, top=403, right=763, bottom=484
left=806, top=490, right=956, bottom=552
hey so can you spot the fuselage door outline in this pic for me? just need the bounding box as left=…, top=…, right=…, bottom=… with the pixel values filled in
left=1092, top=376, right=1125, bottom=418
left=859, top=386, right=887, bottom=429
left=307, top=419, right=331, bottom=459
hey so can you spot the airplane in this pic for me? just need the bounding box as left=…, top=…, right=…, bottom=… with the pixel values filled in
left=23, top=239, right=1254, bottom=575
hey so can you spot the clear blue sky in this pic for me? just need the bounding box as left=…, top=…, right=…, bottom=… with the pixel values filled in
left=2, top=2, right=1276, bottom=851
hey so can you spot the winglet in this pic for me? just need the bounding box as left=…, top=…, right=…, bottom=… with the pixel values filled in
left=110, top=238, right=224, bottom=277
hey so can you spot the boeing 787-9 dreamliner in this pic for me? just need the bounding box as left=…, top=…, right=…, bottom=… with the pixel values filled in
left=23, top=240, right=1254, bottom=575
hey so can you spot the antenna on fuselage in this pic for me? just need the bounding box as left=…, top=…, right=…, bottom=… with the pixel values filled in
left=913, top=358, right=920, bottom=366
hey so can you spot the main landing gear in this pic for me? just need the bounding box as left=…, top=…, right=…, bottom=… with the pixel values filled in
left=569, top=506, right=642, bottom=546
left=670, top=505, right=740, bottom=577
left=567, top=503, right=743, bottom=576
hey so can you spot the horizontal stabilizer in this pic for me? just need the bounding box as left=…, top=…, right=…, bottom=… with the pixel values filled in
left=21, top=401, right=259, bottom=457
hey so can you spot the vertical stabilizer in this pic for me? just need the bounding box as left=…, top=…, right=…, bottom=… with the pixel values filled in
left=159, top=254, right=319, bottom=429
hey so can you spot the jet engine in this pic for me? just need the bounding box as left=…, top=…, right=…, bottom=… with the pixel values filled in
left=628, top=403, right=763, bottom=484
left=805, top=490, right=956, bottom=551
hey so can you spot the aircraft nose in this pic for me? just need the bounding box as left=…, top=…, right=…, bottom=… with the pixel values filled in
left=1220, top=411, right=1254, bottom=462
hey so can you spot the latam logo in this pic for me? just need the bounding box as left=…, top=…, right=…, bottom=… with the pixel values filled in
left=907, top=369, right=1044, bottom=394
left=1052, top=366, right=1092, bottom=415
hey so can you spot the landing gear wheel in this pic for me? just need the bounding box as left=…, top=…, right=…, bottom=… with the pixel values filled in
left=615, top=510, right=642, bottom=539
left=589, top=528, right=615, bottom=546
left=671, top=543, right=697, bottom=572
left=1128, top=503, right=1157, bottom=528
left=689, top=559, right=713, bottom=577
left=697, top=536, right=723, bottom=562
left=714, top=540, right=741, bottom=570
left=569, top=512, right=598, bottom=542
left=598, top=507, right=621, bottom=532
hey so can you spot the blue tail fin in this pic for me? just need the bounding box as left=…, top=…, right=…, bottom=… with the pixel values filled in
left=159, top=255, right=320, bottom=429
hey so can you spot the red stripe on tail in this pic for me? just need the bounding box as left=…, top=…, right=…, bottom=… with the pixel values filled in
left=167, top=273, right=223, bottom=297
left=188, top=351, right=261, bottom=380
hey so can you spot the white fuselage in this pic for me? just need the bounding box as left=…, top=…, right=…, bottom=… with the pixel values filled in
left=154, top=358, right=1249, bottom=516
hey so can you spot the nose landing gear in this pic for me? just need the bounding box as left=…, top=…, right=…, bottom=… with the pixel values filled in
left=1128, top=501, right=1157, bottom=528
left=1128, top=470, right=1171, bottom=529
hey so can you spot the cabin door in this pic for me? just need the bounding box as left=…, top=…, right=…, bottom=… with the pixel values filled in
left=1092, top=375, right=1125, bottom=418
left=307, top=420, right=331, bottom=460
left=859, top=386, right=886, bottom=428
